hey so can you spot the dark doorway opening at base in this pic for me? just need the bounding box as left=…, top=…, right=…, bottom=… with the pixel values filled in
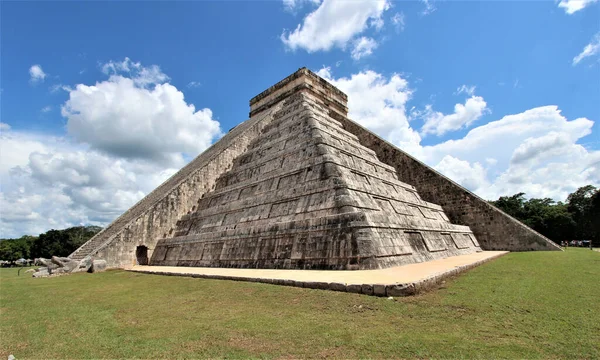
left=136, top=245, right=149, bottom=265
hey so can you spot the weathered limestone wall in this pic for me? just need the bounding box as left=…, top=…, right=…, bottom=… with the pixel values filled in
left=331, top=113, right=561, bottom=252
left=69, top=103, right=284, bottom=268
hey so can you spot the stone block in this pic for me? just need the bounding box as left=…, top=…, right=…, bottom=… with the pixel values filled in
left=346, top=284, right=362, bottom=293
left=373, top=284, right=387, bottom=297
left=88, top=260, right=107, bottom=273
left=361, top=284, right=374, bottom=295
left=33, top=268, right=49, bottom=278
left=386, top=283, right=416, bottom=297
left=329, top=282, right=347, bottom=292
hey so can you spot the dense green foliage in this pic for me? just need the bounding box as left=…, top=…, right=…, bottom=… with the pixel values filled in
left=490, top=185, right=599, bottom=246
left=1, top=249, right=598, bottom=358
left=0, top=226, right=102, bottom=261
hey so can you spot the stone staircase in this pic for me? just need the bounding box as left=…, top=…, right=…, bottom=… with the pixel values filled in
left=69, top=221, right=125, bottom=260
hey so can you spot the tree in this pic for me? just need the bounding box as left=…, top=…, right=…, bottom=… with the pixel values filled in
left=490, top=186, right=598, bottom=244
left=0, top=235, right=35, bottom=261
left=587, top=190, right=600, bottom=246
left=567, top=185, right=598, bottom=240
left=492, top=192, right=526, bottom=219
left=29, top=226, right=103, bottom=258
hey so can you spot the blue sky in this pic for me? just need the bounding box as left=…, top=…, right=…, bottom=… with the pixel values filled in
left=1, top=0, right=599, bottom=237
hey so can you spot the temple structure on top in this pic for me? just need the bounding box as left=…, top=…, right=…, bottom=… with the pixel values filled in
left=69, top=68, right=560, bottom=270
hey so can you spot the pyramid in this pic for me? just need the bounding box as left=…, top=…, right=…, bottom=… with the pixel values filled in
left=70, top=68, right=560, bottom=269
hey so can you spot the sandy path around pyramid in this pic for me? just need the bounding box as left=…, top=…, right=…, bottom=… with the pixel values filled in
left=129, top=251, right=508, bottom=295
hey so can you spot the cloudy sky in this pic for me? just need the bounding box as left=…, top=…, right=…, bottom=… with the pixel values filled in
left=1, top=0, right=599, bottom=237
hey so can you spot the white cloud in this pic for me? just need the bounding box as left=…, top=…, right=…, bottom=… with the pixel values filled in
left=316, top=67, right=599, bottom=201
left=0, top=123, right=10, bottom=132
left=351, top=37, right=378, bottom=60
left=391, top=12, right=405, bottom=32
left=187, top=81, right=201, bottom=88
left=316, top=66, right=421, bottom=155
left=1, top=58, right=222, bottom=238
left=455, top=85, right=476, bottom=96
left=434, top=155, right=489, bottom=193
left=421, top=0, right=436, bottom=16
left=41, top=106, right=52, bottom=113
left=510, top=132, right=572, bottom=165
left=558, top=0, right=598, bottom=14
left=283, top=0, right=321, bottom=12
left=0, top=115, right=184, bottom=238
left=573, top=32, right=600, bottom=65
left=485, top=158, right=498, bottom=166
left=62, top=59, right=222, bottom=164
left=50, top=84, right=72, bottom=93
left=421, top=95, right=489, bottom=136
left=281, top=0, right=390, bottom=54
left=101, top=57, right=170, bottom=87
left=29, top=65, right=47, bottom=83
left=423, top=106, right=598, bottom=200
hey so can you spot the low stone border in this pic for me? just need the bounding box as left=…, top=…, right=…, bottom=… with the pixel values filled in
left=129, top=252, right=507, bottom=297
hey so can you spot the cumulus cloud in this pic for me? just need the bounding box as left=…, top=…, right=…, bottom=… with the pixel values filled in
left=316, top=66, right=421, bottom=155
left=0, top=116, right=182, bottom=238
left=351, top=37, right=378, bottom=60
left=424, top=106, right=597, bottom=200
left=62, top=59, right=222, bottom=164
left=29, top=65, right=46, bottom=83
left=281, top=0, right=390, bottom=54
left=510, top=132, right=572, bottom=165
left=317, top=67, right=599, bottom=201
left=1, top=58, right=222, bottom=238
left=573, top=32, right=600, bottom=65
left=421, top=95, right=489, bottom=136
left=558, top=0, right=598, bottom=14
left=434, top=155, right=489, bottom=193
left=101, top=57, right=170, bottom=87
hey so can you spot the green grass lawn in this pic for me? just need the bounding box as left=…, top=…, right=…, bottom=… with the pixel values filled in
left=1, top=248, right=599, bottom=359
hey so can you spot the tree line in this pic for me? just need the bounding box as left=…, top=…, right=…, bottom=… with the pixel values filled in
left=0, top=226, right=102, bottom=262
left=490, top=185, right=599, bottom=246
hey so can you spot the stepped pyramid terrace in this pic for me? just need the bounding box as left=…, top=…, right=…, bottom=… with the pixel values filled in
left=69, top=68, right=560, bottom=279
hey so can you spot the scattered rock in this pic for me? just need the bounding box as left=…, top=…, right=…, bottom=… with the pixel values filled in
left=37, top=258, right=51, bottom=267
left=63, top=259, right=80, bottom=273
left=76, top=256, right=93, bottom=272
left=33, top=268, right=50, bottom=278
left=50, top=267, right=67, bottom=275
left=25, top=269, right=35, bottom=274
left=51, top=256, right=66, bottom=267
left=31, top=255, right=107, bottom=278
left=387, top=296, right=394, bottom=300
left=88, top=259, right=107, bottom=273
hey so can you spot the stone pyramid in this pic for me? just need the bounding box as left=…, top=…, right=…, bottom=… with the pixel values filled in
left=70, top=68, right=560, bottom=269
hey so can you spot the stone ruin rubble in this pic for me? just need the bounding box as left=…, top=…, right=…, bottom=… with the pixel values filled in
left=29, top=256, right=107, bottom=278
